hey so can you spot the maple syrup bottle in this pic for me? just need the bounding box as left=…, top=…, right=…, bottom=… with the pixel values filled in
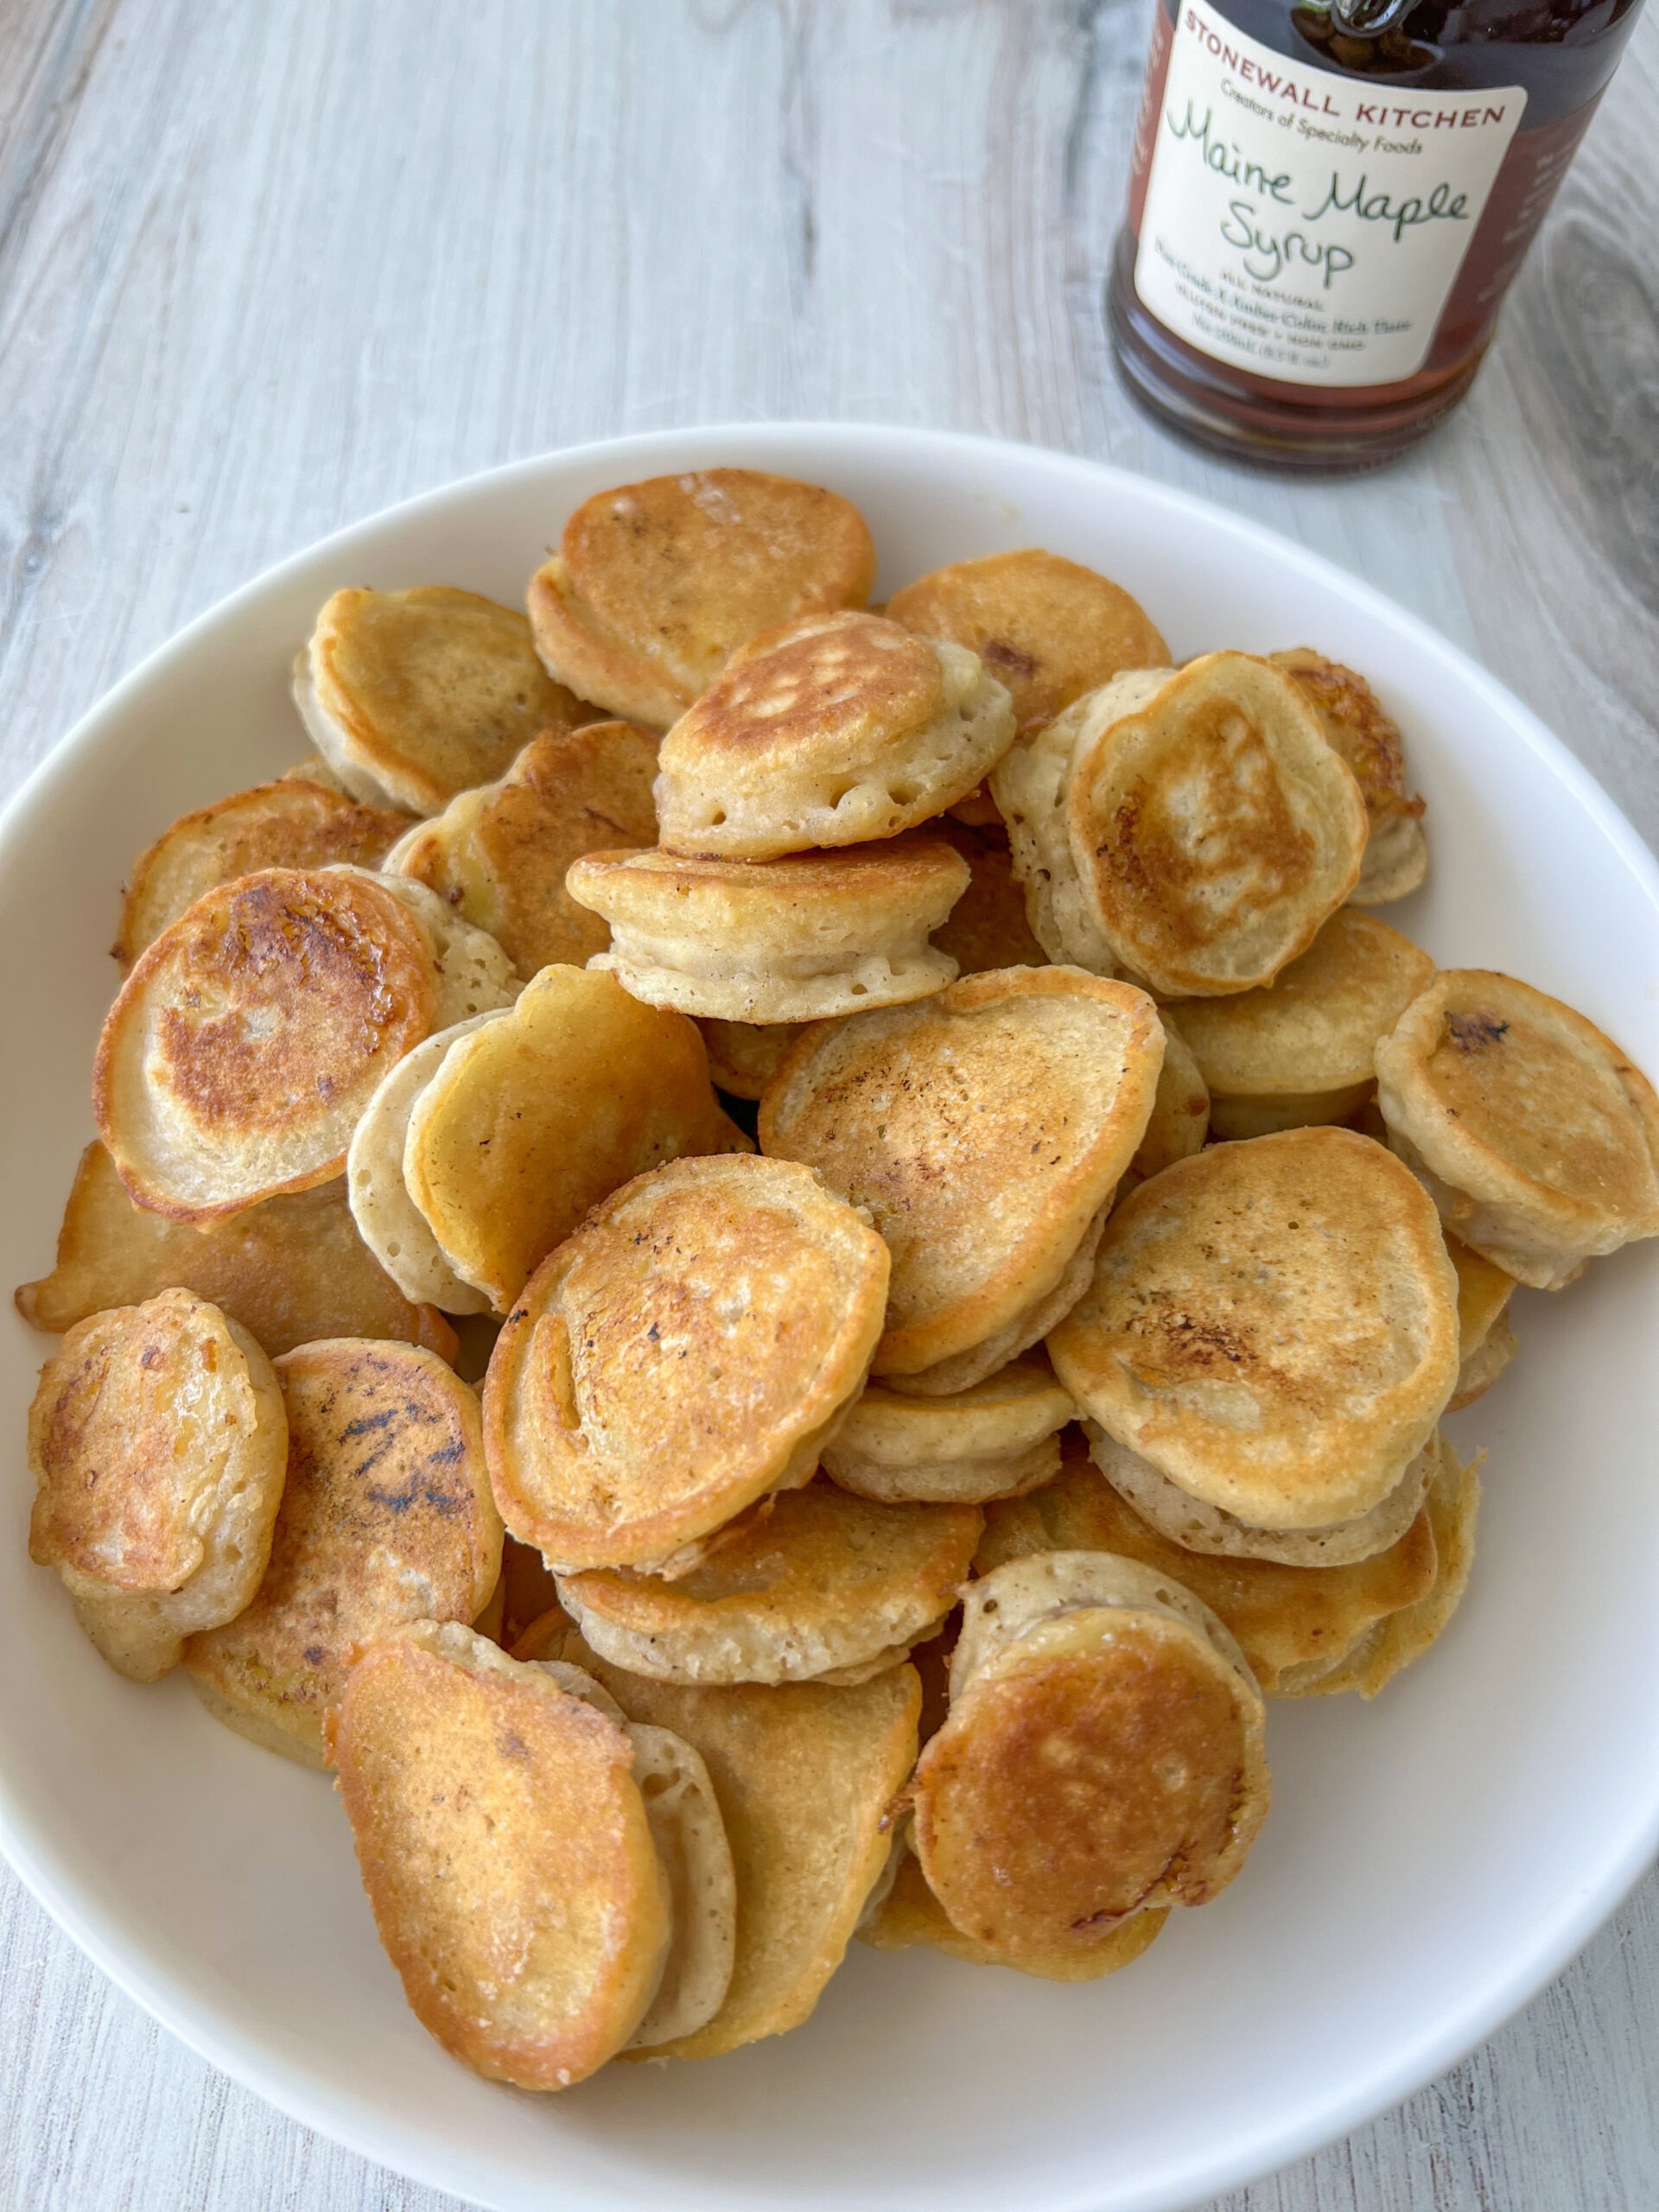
left=1108, top=0, right=1647, bottom=469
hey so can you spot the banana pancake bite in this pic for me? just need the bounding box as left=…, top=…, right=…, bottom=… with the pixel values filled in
left=184, top=1340, right=502, bottom=1765
left=1167, top=909, right=1435, bottom=1141
left=976, top=1431, right=1444, bottom=1698
left=527, top=468, right=876, bottom=729
left=95, top=868, right=442, bottom=1222
left=887, top=549, right=1169, bottom=737
left=484, top=1154, right=889, bottom=1573
left=293, top=586, right=590, bottom=815
left=566, top=837, right=970, bottom=1023
left=822, top=1359, right=1077, bottom=1505
left=1446, top=1232, right=1520, bottom=1410
left=860, top=1846, right=1168, bottom=1983
left=760, top=968, right=1163, bottom=1390
left=909, top=1553, right=1268, bottom=1962
left=27, top=1290, right=288, bottom=1681
left=556, top=1483, right=982, bottom=1685
left=15, top=1141, right=454, bottom=1358
left=513, top=1617, right=920, bottom=2061
left=991, top=652, right=1367, bottom=993
left=1271, top=649, right=1427, bottom=903
left=383, top=720, right=659, bottom=979
left=1049, top=1128, right=1460, bottom=1562
left=115, top=779, right=411, bottom=969
left=930, top=821, right=1047, bottom=976
left=331, top=1624, right=734, bottom=2085
left=653, top=610, right=1014, bottom=859
left=1375, top=969, right=1659, bottom=1288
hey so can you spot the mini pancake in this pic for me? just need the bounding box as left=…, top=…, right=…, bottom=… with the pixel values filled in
left=330, top=866, right=520, bottom=1026
left=759, top=967, right=1163, bottom=1379
left=887, top=549, right=1170, bottom=738
left=513, top=1617, right=921, bottom=2061
left=398, top=966, right=736, bottom=1313
left=992, top=653, right=1367, bottom=995
left=556, top=1483, right=982, bottom=1684
left=1271, top=650, right=1427, bottom=904
left=116, top=779, right=411, bottom=968
left=1375, top=969, right=1659, bottom=1288
left=910, top=1553, right=1268, bottom=1959
left=293, top=585, right=591, bottom=815
left=27, top=1290, right=288, bottom=1681
left=330, top=1624, right=677, bottom=2088
left=280, top=754, right=348, bottom=791
left=822, top=1359, right=1077, bottom=1504
left=526, top=468, right=876, bottom=729
left=1168, top=910, right=1435, bottom=1141
left=95, top=868, right=437, bottom=1222
left=859, top=1846, right=1168, bottom=1982
left=1446, top=1233, right=1520, bottom=1411
left=184, top=1340, right=502, bottom=1765
left=382, top=720, right=659, bottom=978
left=1122, top=1013, right=1209, bottom=1190
left=565, top=838, right=969, bottom=1023
left=976, top=1432, right=1438, bottom=1697
left=930, top=822, right=1047, bottom=976
left=14, top=1141, right=455, bottom=1360
left=483, top=1154, right=889, bottom=1573
left=652, top=610, right=1014, bottom=859
left=697, top=1018, right=811, bottom=1100
left=1048, top=1127, right=1459, bottom=1533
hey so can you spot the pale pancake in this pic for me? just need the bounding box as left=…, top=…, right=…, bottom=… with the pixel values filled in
left=653, top=612, right=1014, bottom=859
left=116, top=779, right=410, bottom=968
left=14, top=1141, right=456, bottom=1360
left=556, top=1483, right=982, bottom=1683
left=859, top=1846, right=1168, bottom=1981
left=976, top=1433, right=1437, bottom=1695
left=759, top=967, right=1163, bottom=1376
left=526, top=469, right=876, bottom=728
left=330, top=1624, right=671, bottom=2088
left=294, top=586, right=591, bottom=815
left=883, top=1205, right=1109, bottom=1396
left=95, top=868, right=436, bottom=1222
left=184, top=1341, right=502, bottom=1765
left=1124, top=1013, right=1209, bottom=1187
left=931, top=822, right=1047, bottom=976
left=993, top=654, right=1367, bottom=995
left=1047, top=1128, right=1460, bottom=1529
left=383, top=721, right=659, bottom=978
left=514, top=1618, right=921, bottom=2061
left=697, top=1019, right=810, bottom=1100
left=28, top=1290, right=288, bottom=1681
left=911, top=1554, right=1268, bottom=1958
left=823, top=1359, right=1076, bottom=1504
left=566, top=839, right=969, bottom=1023
left=402, top=966, right=735, bottom=1312
left=1170, top=910, right=1434, bottom=1141
left=483, top=1154, right=889, bottom=1572
left=1271, top=650, right=1427, bottom=904
left=887, top=549, right=1169, bottom=735
left=1375, top=969, right=1659, bottom=1288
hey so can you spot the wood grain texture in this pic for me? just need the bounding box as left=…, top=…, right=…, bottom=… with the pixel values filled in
left=0, top=1, right=1655, bottom=2207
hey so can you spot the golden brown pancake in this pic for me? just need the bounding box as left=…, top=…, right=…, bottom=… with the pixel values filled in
left=1376, top=969, right=1659, bottom=1288
left=1446, top=1232, right=1520, bottom=1410
left=95, top=868, right=436, bottom=1222
left=184, top=1340, right=502, bottom=1764
left=28, top=1290, right=288, bottom=1681
left=483, top=1154, right=889, bottom=1573
left=116, top=780, right=411, bottom=969
left=556, top=1482, right=982, bottom=1683
left=859, top=1847, right=1168, bottom=1981
left=930, top=822, right=1047, bottom=976
left=14, top=1141, right=455, bottom=1360
left=1271, top=650, right=1427, bottom=903
left=1048, top=1128, right=1460, bottom=1531
left=887, top=549, right=1169, bottom=735
left=760, top=967, right=1163, bottom=1378
left=294, top=586, right=591, bottom=815
left=653, top=611, right=1014, bottom=859
left=822, top=1359, right=1076, bottom=1505
left=527, top=469, right=876, bottom=728
left=383, top=720, right=659, bottom=978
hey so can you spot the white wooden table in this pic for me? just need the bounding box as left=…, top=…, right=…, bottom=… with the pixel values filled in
left=3, top=3, right=1656, bottom=2206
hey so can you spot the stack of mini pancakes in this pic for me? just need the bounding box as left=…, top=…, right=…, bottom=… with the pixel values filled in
left=18, top=467, right=1659, bottom=2092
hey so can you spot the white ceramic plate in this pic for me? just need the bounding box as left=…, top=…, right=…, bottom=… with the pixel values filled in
left=2, top=425, right=1656, bottom=2212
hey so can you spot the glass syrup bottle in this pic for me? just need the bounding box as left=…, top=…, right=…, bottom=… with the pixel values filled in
left=1108, top=0, right=1647, bottom=469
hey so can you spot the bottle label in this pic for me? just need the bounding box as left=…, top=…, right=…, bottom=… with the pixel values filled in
left=1133, top=0, right=1526, bottom=387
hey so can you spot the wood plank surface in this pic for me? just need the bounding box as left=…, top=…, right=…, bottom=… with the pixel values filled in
left=1, top=2, right=1655, bottom=2206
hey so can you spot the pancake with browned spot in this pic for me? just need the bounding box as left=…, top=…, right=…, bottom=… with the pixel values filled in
left=1271, top=649, right=1427, bottom=903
